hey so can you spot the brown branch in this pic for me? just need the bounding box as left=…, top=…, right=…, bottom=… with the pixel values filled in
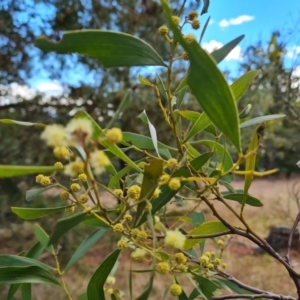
left=286, top=212, right=300, bottom=264
left=216, top=269, right=297, bottom=300
left=212, top=294, right=296, bottom=300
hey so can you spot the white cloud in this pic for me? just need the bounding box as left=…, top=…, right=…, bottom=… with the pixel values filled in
left=208, top=19, right=214, bottom=25
left=202, top=40, right=243, bottom=61
left=286, top=46, right=300, bottom=59
left=291, top=66, right=300, bottom=89
left=36, top=81, right=64, bottom=95
left=10, top=83, right=37, bottom=100
left=219, top=15, right=255, bottom=27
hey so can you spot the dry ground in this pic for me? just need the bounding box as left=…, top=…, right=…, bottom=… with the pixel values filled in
left=1, top=176, right=300, bottom=299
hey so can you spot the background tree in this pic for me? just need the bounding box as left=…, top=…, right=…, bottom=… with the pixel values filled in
left=238, top=32, right=300, bottom=175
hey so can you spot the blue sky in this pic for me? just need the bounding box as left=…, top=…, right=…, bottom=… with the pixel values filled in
left=198, top=0, right=300, bottom=73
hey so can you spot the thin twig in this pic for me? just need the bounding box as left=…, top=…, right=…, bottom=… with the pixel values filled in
left=285, top=211, right=300, bottom=264
left=216, top=269, right=297, bottom=300
left=212, top=293, right=296, bottom=300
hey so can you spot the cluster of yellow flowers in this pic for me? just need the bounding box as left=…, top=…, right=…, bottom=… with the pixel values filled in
left=40, top=118, right=122, bottom=177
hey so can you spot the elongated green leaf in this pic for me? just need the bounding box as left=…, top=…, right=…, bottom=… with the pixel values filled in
left=210, top=35, right=244, bottom=63
left=187, top=54, right=240, bottom=149
left=21, top=283, right=31, bottom=300
left=242, top=125, right=262, bottom=211
left=26, top=186, right=56, bottom=201
left=108, top=164, right=132, bottom=189
left=163, top=3, right=241, bottom=151
left=0, top=255, right=51, bottom=270
left=239, top=104, right=252, bottom=119
left=25, top=242, right=44, bottom=260
left=0, top=266, right=61, bottom=287
left=196, top=140, right=233, bottom=172
left=36, top=30, right=166, bottom=68
left=216, top=279, right=253, bottom=294
left=191, top=212, right=206, bottom=228
left=184, top=114, right=211, bottom=142
left=49, top=211, right=92, bottom=245
left=138, top=74, right=153, bottom=86
left=87, top=249, right=121, bottom=300
left=134, top=159, right=164, bottom=226
left=179, top=111, right=200, bottom=123
left=138, top=110, right=160, bottom=157
left=136, top=153, right=211, bottom=226
left=8, top=243, right=45, bottom=300
left=181, top=71, right=260, bottom=140
left=240, top=114, right=285, bottom=129
left=174, top=75, right=188, bottom=95
left=0, top=119, right=45, bottom=127
left=156, top=74, right=168, bottom=101
left=199, top=16, right=211, bottom=44
left=122, top=132, right=173, bottom=159
left=223, top=193, right=262, bottom=207
left=12, top=206, right=71, bottom=220
left=65, top=228, right=107, bottom=270
left=231, top=70, right=260, bottom=102
left=183, top=221, right=229, bottom=250
left=190, top=272, right=218, bottom=299
left=106, top=90, right=132, bottom=129
left=34, top=224, right=55, bottom=254
left=176, top=87, right=187, bottom=109
left=0, top=165, right=62, bottom=178
left=75, top=111, right=142, bottom=172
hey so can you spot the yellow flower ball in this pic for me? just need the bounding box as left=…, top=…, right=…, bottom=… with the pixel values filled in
left=127, top=185, right=141, bottom=200
left=54, top=161, right=63, bottom=168
left=78, top=173, right=87, bottom=182
left=70, top=183, right=81, bottom=192
left=169, top=284, right=182, bottom=296
left=114, top=189, right=123, bottom=198
left=79, top=194, right=89, bottom=204
left=171, top=16, right=181, bottom=25
left=158, top=25, right=169, bottom=36
left=184, top=34, right=196, bottom=43
left=168, top=178, right=181, bottom=191
left=164, top=230, right=186, bottom=249
left=89, top=150, right=110, bottom=175
left=106, top=127, right=123, bottom=144
left=167, top=158, right=178, bottom=170
left=175, top=253, right=187, bottom=264
left=40, top=176, right=52, bottom=186
left=65, top=118, right=93, bottom=146
left=123, top=214, right=132, bottom=222
left=53, top=146, right=70, bottom=160
left=200, top=255, right=210, bottom=265
left=60, top=191, right=70, bottom=201
left=41, top=124, right=67, bottom=147
left=159, top=174, right=170, bottom=185
left=36, top=174, right=44, bottom=184
left=131, top=248, right=146, bottom=262
left=64, top=160, right=85, bottom=177
left=188, top=11, right=199, bottom=21
left=65, top=206, right=75, bottom=214
left=156, top=262, right=170, bottom=274
left=117, top=240, right=128, bottom=250
left=113, top=223, right=124, bottom=233
left=106, top=276, right=116, bottom=285
left=152, top=188, right=161, bottom=199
